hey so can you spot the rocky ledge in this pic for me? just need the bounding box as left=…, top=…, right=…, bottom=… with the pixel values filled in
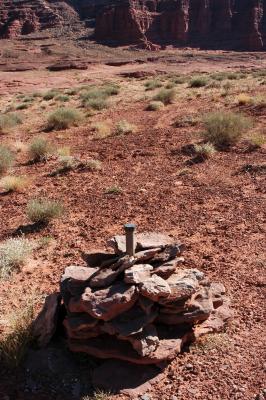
left=34, top=231, right=232, bottom=365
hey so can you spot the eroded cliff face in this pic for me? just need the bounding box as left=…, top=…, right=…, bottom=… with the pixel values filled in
left=95, top=0, right=266, bottom=50
left=0, top=0, right=265, bottom=50
left=0, top=0, right=78, bottom=39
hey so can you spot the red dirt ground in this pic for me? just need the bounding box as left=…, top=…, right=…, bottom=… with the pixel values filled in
left=0, top=38, right=265, bottom=400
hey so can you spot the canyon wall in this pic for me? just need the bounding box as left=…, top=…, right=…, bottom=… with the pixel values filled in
left=95, top=0, right=266, bottom=50
left=0, top=0, right=266, bottom=51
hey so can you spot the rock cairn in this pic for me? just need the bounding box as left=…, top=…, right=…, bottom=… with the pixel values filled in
left=60, top=231, right=232, bottom=365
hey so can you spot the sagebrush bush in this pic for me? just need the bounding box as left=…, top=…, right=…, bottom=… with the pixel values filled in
left=146, top=101, right=164, bottom=111
left=0, top=113, right=22, bottom=133
left=84, top=97, right=108, bottom=111
left=55, top=94, right=69, bottom=102
left=153, top=89, right=176, bottom=105
left=189, top=76, right=208, bottom=88
left=28, top=137, right=51, bottom=161
left=202, top=111, right=252, bottom=147
left=102, top=83, right=120, bottom=96
left=115, top=120, right=136, bottom=135
left=0, top=145, right=14, bottom=176
left=58, top=155, right=77, bottom=170
left=46, top=108, right=83, bottom=130
left=194, top=143, right=216, bottom=160
left=26, top=198, right=64, bottom=223
left=57, top=146, right=71, bottom=157
left=92, top=122, right=111, bottom=139
left=0, top=238, right=35, bottom=279
left=145, top=80, right=162, bottom=91
left=0, top=176, right=29, bottom=192
left=43, top=90, right=60, bottom=101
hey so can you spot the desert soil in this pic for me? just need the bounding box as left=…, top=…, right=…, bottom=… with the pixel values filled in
left=0, top=34, right=265, bottom=400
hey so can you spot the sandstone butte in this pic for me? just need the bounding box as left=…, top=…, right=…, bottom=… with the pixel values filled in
left=0, top=0, right=266, bottom=51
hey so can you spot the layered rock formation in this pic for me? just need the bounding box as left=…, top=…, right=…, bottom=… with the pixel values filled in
left=95, top=0, right=266, bottom=50
left=0, top=0, right=79, bottom=38
left=55, top=232, right=232, bottom=364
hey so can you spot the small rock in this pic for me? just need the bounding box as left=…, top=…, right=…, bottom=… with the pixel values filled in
left=124, top=264, right=153, bottom=284
left=140, top=275, right=171, bottom=302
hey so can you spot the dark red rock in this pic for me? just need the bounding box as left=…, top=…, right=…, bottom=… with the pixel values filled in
left=47, top=61, right=88, bottom=71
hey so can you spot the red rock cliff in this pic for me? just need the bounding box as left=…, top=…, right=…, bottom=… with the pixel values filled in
left=94, top=0, right=266, bottom=50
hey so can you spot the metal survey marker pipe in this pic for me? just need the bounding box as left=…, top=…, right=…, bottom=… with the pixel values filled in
left=124, top=223, right=136, bottom=256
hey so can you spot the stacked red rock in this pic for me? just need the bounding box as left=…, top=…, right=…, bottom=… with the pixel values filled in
left=60, top=232, right=232, bottom=364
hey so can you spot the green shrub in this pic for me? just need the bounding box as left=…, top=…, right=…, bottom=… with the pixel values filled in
left=26, top=198, right=64, bottom=223
left=55, top=94, right=69, bottom=102
left=43, top=90, right=60, bottom=101
left=202, top=111, right=252, bottom=147
left=0, top=238, right=35, bottom=279
left=146, top=101, right=164, bottom=111
left=105, top=186, right=122, bottom=195
left=189, top=76, right=208, bottom=88
left=46, top=108, right=83, bottom=130
left=194, top=143, right=216, bottom=160
left=0, top=145, right=14, bottom=176
left=145, top=80, right=162, bottom=91
left=84, top=98, right=108, bottom=111
left=153, top=89, right=176, bottom=105
left=102, top=83, right=120, bottom=96
left=0, top=113, right=22, bottom=133
left=115, top=120, right=136, bottom=135
left=28, top=137, right=51, bottom=161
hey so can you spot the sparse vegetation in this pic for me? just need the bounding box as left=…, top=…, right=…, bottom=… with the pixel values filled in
left=92, top=122, right=112, bottom=139
left=55, top=94, right=70, bottom=102
left=105, top=186, right=122, bottom=195
left=146, top=101, right=164, bottom=111
left=189, top=76, right=208, bottom=88
left=43, top=90, right=60, bottom=101
left=0, top=238, right=35, bottom=280
left=247, top=133, right=266, bottom=149
left=0, top=113, right=22, bottom=133
left=115, top=120, right=136, bottom=135
left=46, top=107, right=83, bottom=130
left=26, top=198, right=64, bottom=224
left=0, top=295, right=36, bottom=367
left=28, top=137, right=51, bottom=162
left=236, top=94, right=253, bottom=106
left=57, top=146, right=71, bottom=157
left=153, top=88, right=176, bottom=105
left=0, top=176, right=29, bottom=192
left=194, top=143, right=216, bottom=160
left=145, top=79, right=163, bottom=91
left=202, top=111, right=252, bottom=147
left=85, top=159, right=102, bottom=171
left=0, top=145, right=14, bottom=176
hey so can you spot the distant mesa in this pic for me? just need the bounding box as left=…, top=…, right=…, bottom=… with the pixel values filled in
left=0, top=0, right=266, bottom=51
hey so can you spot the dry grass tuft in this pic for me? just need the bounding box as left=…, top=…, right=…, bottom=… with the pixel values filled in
left=0, top=175, right=30, bottom=192
left=114, top=120, right=137, bottom=135
left=26, top=198, right=64, bottom=223
left=0, top=145, right=14, bottom=176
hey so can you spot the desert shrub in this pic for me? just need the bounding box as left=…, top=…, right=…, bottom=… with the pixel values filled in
left=28, top=137, right=51, bottom=161
left=172, top=76, right=187, bottom=84
left=22, top=96, right=34, bottom=103
left=174, top=115, right=199, bottom=128
left=65, top=88, right=78, bottom=96
left=105, top=186, right=122, bottom=195
left=146, top=101, right=164, bottom=111
left=145, top=80, right=162, bottom=91
left=0, top=237, right=35, bottom=280
left=46, top=107, right=83, bottom=130
left=202, top=111, right=252, bottom=147
left=115, top=120, right=136, bottom=135
left=102, top=83, right=120, bottom=96
left=0, top=113, right=22, bottom=133
left=92, top=122, right=111, bottom=139
left=55, top=94, right=69, bottom=102
left=153, top=89, right=176, bottom=105
left=85, top=159, right=102, bottom=171
left=57, top=146, right=71, bottom=157
left=0, top=145, right=14, bottom=176
left=84, top=97, right=108, bottom=111
left=248, top=133, right=266, bottom=149
left=236, top=94, right=253, bottom=106
left=194, top=143, right=216, bottom=160
left=0, top=176, right=29, bottom=192
left=58, top=155, right=77, bottom=170
left=0, top=296, right=36, bottom=367
left=189, top=76, right=208, bottom=88
left=26, top=198, right=64, bottom=223
left=43, top=90, right=60, bottom=101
